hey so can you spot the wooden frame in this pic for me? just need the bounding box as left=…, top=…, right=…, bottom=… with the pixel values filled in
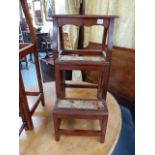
left=19, top=0, right=45, bottom=135
left=19, top=43, right=45, bottom=135
left=52, top=15, right=118, bottom=142
left=53, top=99, right=108, bottom=143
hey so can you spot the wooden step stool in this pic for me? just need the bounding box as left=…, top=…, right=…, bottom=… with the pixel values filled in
left=53, top=98, right=108, bottom=143
left=52, top=15, right=118, bottom=142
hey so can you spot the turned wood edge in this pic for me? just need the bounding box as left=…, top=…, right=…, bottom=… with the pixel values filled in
left=107, top=93, right=122, bottom=155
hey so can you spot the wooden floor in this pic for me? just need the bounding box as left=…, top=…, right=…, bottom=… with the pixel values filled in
left=19, top=82, right=121, bottom=155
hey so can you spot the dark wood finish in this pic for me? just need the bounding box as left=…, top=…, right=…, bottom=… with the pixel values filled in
left=19, top=96, right=29, bottom=135
left=39, top=57, right=72, bottom=83
left=19, top=70, right=33, bottom=131
left=102, top=28, right=108, bottom=50
left=59, top=27, right=64, bottom=50
left=84, top=42, right=135, bottom=121
left=52, top=15, right=118, bottom=19
left=78, top=0, right=85, bottom=49
left=59, top=129, right=101, bottom=136
left=61, top=49, right=103, bottom=55
left=79, top=0, right=85, bottom=15
left=30, top=93, right=42, bottom=115
left=19, top=122, right=26, bottom=136
left=19, top=43, right=34, bottom=58
left=64, top=83, right=98, bottom=89
left=25, top=91, right=41, bottom=96
left=53, top=99, right=108, bottom=143
left=19, top=0, right=45, bottom=135
left=52, top=15, right=118, bottom=30
left=40, top=57, right=55, bottom=83
left=19, top=43, right=45, bottom=135
left=52, top=15, right=117, bottom=142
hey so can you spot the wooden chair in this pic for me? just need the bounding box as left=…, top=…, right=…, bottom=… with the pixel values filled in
left=19, top=0, right=45, bottom=135
left=52, top=15, right=118, bottom=142
left=19, top=43, right=45, bottom=135
left=19, top=96, right=29, bottom=135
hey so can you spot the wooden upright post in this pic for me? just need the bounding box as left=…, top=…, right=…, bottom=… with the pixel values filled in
left=19, top=0, right=45, bottom=135
left=20, top=0, right=36, bottom=62
left=20, top=0, right=36, bottom=43
left=77, top=0, right=85, bottom=49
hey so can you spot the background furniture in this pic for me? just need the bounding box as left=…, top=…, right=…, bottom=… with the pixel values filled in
left=19, top=82, right=121, bottom=155
left=36, top=32, right=48, bottom=51
left=19, top=23, right=29, bottom=69
left=40, top=56, right=55, bottom=82
left=52, top=15, right=118, bottom=142
left=40, top=29, right=53, bottom=58
left=39, top=56, right=72, bottom=83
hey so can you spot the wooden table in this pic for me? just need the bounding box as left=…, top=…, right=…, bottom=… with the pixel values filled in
left=19, top=82, right=122, bottom=155
left=40, top=57, right=55, bottom=83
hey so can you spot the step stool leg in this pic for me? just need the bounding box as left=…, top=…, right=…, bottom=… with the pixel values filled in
left=53, top=115, right=61, bottom=141
left=100, top=116, right=108, bottom=143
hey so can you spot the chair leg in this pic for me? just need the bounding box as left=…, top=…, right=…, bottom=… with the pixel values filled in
left=62, top=71, right=66, bottom=97
left=41, top=97, right=45, bottom=106
left=19, top=103, right=28, bottom=130
left=53, top=115, right=61, bottom=141
left=33, top=48, right=46, bottom=107
left=100, top=116, right=108, bottom=143
left=97, top=72, right=103, bottom=99
left=55, top=65, right=64, bottom=98
left=25, top=58, right=28, bottom=70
